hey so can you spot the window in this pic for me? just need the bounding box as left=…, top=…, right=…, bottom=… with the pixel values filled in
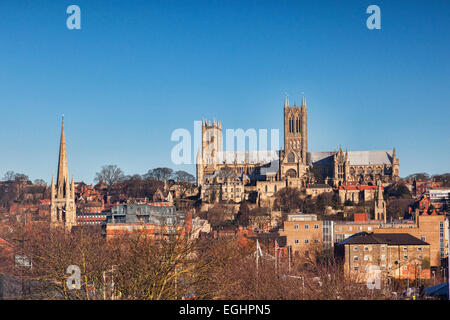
left=314, top=239, right=319, bottom=243
left=421, top=236, right=426, bottom=242
left=294, top=224, right=299, bottom=230
left=364, top=246, right=369, bottom=251
left=364, top=255, right=369, bottom=261
left=381, top=254, right=385, bottom=260
left=403, top=247, right=408, bottom=251
left=368, top=226, right=373, bottom=231
left=403, top=255, right=408, bottom=260
left=304, top=239, right=309, bottom=244
left=353, top=246, right=358, bottom=251
left=418, top=254, right=422, bottom=259
left=354, top=266, right=359, bottom=271
left=417, top=247, right=422, bottom=252
left=314, top=224, right=319, bottom=229
left=353, top=256, right=359, bottom=261
left=404, top=266, right=408, bottom=270
left=304, top=225, right=309, bottom=229
left=348, top=226, right=353, bottom=231
left=287, top=152, right=295, bottom=163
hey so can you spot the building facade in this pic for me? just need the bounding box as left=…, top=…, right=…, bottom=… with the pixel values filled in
left=104, top=203, right=187, bottom=239
left=196, top=95, right=400, bottom=203
left=335, top=232, right=431, bottom=282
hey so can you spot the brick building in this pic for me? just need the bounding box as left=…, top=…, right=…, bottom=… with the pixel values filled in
left=334, top=212, right=448, bottom=268
left=279, top=214, right=331, bottom=256
left=335, top=232, right=431, bottom=282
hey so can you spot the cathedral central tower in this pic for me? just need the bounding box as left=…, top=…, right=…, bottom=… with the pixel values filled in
left=283, top=94, right=308, bottom=164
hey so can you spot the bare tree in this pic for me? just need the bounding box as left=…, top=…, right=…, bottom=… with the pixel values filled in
left=174, top=170, right=195, bottom=184
left=274, top=187, right=304, bottom=213
left=3, top=171, right=15, bottom=181
left=148, top=168, right=173, bottom=182
left=34, top=179, right=46, bottom=186
left=94, top=165, right=125, bottom=190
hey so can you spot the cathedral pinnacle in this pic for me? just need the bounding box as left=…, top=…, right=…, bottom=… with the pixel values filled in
left=284, top=93, right=289, bottom=108
left=301, top=92, right=306, bottom=108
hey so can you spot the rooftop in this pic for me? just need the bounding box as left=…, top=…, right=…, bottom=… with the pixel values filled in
left=338, top=232, right=429, bottom=246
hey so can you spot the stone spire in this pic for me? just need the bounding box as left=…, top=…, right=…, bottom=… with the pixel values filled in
left=51, top=116, right=76, bottom=231
left=301, top=93, right=306, bottom=108
left=284, top=94, right=289, bottom=108
left=56, top=116, right=69, bottom=197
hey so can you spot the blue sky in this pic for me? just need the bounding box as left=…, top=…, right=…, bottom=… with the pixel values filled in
left=0, top=0, right=449, bottom=184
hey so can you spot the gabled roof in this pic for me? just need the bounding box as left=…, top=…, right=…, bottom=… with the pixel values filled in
left=338, top=232, right=429, bottom=246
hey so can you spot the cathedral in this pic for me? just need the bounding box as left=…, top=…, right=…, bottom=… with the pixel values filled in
left=50, top=118, right=76, bottom=231
left=196, top=95, right=399, bottom=203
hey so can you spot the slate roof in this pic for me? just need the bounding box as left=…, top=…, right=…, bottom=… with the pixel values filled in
left=307, top=152, right=335, bottom=166
left=337, top=232, right=429, bottom=246
left=307, top=150, right=394, bottom=166
left=347, top=150, right=393, bottom=165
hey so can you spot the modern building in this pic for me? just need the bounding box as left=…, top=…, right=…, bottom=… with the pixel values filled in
left=76, top=212, right=108, bottom=226
left=426, top=188, right=450, bottom=211
left=279, top=214, right=324, bottom=256
left=104, top=203, right=187, bottom=239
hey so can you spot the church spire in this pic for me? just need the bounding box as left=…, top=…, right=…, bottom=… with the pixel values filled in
left=301, top=92, right=306, bottom=108
left=56, top=116, right=69, bottom=196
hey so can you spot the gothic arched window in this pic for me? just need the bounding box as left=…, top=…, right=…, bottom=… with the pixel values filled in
left=286, top=169, right=297, bottom=177
left=287, top=152, right=295, bottom=163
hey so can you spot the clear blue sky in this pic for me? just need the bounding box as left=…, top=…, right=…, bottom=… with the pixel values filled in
left=0, top=0, right=449, bottom=184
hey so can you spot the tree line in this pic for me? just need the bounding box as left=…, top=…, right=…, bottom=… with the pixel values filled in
left=0, top=222, right=384, bottom=300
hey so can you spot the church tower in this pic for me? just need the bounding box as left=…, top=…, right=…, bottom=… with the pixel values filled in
left=50, top=117, right=76, bottom=231
left=374, top=180, right=387, bottom=223
left=201, top=118, right=222, bottom=165
left=280, top=94, right=308, bottom=184
left=283, top=94, right=307, bottom=164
